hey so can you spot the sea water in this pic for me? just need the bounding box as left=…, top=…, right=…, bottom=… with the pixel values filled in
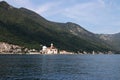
left=0, top=54, right=120, bottom=80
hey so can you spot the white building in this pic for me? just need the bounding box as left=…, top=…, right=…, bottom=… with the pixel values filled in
left=41, top=43, right=58, bottom=54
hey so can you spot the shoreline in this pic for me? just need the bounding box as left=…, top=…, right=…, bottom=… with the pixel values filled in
left=0, top=53, right=115, bottom=55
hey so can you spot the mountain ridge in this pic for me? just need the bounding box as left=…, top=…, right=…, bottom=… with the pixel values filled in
left=0, top=1, right=119, bottom=53
left=99, top=33, right=120, bottom=51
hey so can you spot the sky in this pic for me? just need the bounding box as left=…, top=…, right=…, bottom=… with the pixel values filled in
left=0, top=0, right=120, bottom=34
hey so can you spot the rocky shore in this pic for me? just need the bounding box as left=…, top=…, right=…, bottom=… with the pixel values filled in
left=0, top=42, right=26, bottom=54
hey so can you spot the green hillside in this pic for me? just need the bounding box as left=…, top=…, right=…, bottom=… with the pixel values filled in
left=0, top=1, right=112, bottom=53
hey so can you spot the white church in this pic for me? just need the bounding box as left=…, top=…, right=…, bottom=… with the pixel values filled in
left=41, top=43, right=58, bottom=54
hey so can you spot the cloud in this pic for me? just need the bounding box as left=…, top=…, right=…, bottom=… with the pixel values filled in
left=62, top=0, right=106, bottom=23
left=35, top=2, right=60, bottom=15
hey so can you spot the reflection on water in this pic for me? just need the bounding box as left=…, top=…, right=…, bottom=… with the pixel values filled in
left=0, top=54, right=120, bottom=80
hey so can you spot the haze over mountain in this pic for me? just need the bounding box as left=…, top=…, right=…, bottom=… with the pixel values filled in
left=0, top=1, right=119, bottom=53
left=99, top=33, right=120, bottom=51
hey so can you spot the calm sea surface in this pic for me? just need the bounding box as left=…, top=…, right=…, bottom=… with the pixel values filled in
left=0, top=54, right=120, bottom=80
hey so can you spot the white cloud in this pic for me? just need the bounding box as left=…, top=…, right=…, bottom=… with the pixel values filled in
left=35, top=2, right=59, bottom=14
left=62, top=0, right=107, bottom=23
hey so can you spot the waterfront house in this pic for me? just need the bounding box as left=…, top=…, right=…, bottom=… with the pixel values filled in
left=41, top=43, right=58, bottom=54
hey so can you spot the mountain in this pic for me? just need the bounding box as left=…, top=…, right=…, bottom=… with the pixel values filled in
left=0, top=1, right=114, bottom=53
left=99, top=33, right=120, bottom=52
